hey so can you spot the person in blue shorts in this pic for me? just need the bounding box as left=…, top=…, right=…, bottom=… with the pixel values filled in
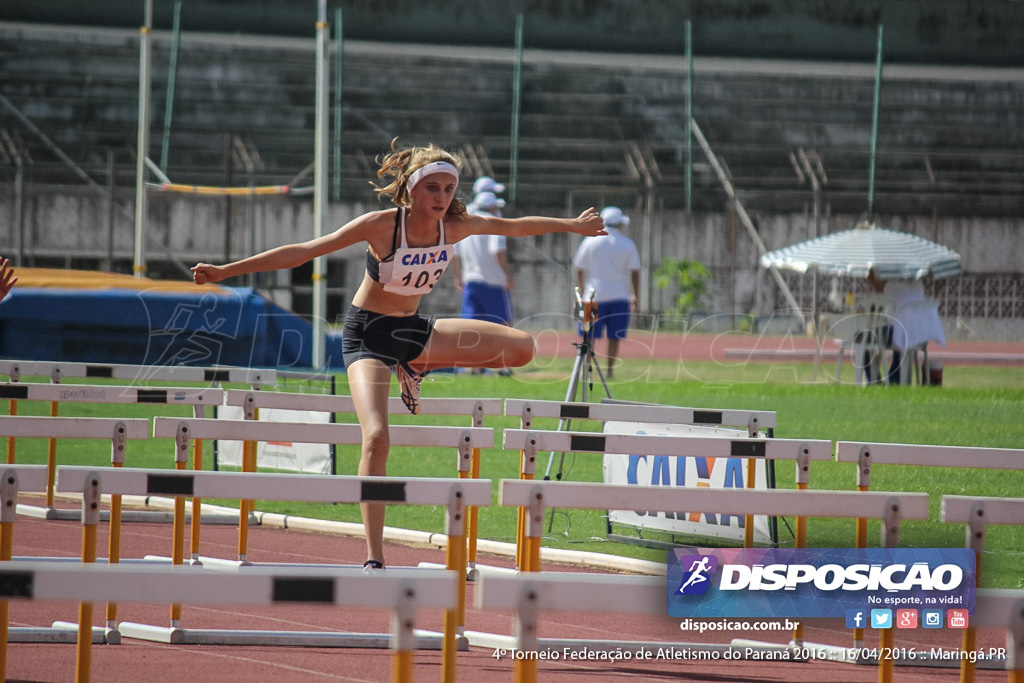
left=192, top=141, right=605, bottom=570
left=572, top=206, right=641, bottom=379
left=453, top=189, right=515, bottom=374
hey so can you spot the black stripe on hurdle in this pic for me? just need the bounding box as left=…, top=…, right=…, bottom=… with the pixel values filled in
left=0, top=571, right=34, bottom=598
left=361, top=481, right=407, bottom=502
left=693, top=410, right=724, bottom=424
left=559, top=404, right=591, bottom=419
left=569, top=434, right=606, bottom=452
left=0, top=385, right=29, bottom=399
left=272, top=577, right=335, bottom=603
left=85, top=366, right=114, bottom=378
left=730, top=441, right=767, bottom=458
left=147, top=474, right=195, bottom=496
left=136, top=389, right=169, bottom=404
left=204, top=370, right=231, bottom=382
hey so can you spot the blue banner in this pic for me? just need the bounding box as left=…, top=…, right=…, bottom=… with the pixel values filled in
left=667, top=548, right=975, bottom=620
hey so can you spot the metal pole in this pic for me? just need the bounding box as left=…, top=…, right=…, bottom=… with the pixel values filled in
left=159, top=1, right=182, bottom=173
left=867, top=24, right=883, bottom=217
left=685, top=19, right=693, bottom=213
left=106, top=149, right=115, bottom=271
left=133, top=0, right=154, bottom=278
left=509, top=13, right=524, bottom=205
left=311, top=0, right=330, bottom=369
left=331, top=8, right=343, bottom=203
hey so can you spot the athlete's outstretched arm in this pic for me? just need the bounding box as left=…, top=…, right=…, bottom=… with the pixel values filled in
left=192, top=211, right=384, bottom=284
left=451, top=208, right=605, bottom=242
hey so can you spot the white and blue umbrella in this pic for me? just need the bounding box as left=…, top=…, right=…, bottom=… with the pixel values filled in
left=761, top=223, right=962, bottom=280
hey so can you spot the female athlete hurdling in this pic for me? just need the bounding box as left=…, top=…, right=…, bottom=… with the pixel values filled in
left=192, top=140, right=605, bottom=569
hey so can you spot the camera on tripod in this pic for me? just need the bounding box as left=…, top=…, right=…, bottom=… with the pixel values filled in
left=573, top=286, right=598, bottom=328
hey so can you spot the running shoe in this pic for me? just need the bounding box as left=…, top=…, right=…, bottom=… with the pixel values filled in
left=363, top=559, right=385, bottom=574
left=395, top=361, right=426, bottom=415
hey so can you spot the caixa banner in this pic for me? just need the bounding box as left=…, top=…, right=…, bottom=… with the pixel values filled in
left=666, top=548, right=975, bottom=619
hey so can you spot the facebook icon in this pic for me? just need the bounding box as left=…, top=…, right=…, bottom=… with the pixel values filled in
left=845, top=609, right=866, bottom=629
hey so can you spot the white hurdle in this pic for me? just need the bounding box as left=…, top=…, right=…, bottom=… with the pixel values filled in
left=0, top=466, right=58, bottom=665
left=467, top=479, right=929, bottom=683
left=974, top=589, right=1024, bottom=681
left=56, top=465, right=491, bottom=683
left=943, top=495, right=1024, bottom=682
left=1, top=467, right=118, bottom=648
left=504, top=398, right=777, bottom=434
left=0, top=384, right=224, bottom=521
left=150, top=415, right=492, bottom=563
left=0, top=415, right=150, bottom=518
left=8, top=360, right=274, bottom=387
left=836, top=441, right=1024, bottom=652
left=503, top=428, right=831, bottom=569
left=0, top=561, right=458, bottom=683
left=223, top=389, right=502, bottom=571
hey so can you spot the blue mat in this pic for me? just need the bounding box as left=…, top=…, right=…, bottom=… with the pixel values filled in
left=0, top=286, right=345, bottom=370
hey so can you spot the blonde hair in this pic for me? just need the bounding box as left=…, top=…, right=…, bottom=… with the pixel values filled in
left=374, top=139, right=467, bottom=218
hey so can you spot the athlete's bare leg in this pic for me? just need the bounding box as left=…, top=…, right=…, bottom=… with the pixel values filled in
left=346, top=358, right=393, bottom=565
left=410, top=318, right=535, bottom=371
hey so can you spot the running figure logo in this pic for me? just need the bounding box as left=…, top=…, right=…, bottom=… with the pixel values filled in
left=677, top=554, right=718, bottom=595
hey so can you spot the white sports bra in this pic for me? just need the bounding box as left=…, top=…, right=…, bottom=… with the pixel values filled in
left=373, top=209, right=455, bottom=296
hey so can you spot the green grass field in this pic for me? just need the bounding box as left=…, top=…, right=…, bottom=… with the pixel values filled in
left=3, top=355, right=1023, bottom=587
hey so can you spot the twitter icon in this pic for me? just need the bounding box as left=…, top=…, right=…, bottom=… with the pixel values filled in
left=870, top=609, right=893, bottom=629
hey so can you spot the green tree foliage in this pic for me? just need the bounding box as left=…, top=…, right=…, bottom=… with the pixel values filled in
left=654, top=257, right=712, bottom=317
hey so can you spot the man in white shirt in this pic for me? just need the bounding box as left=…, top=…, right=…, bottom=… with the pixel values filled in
left=573, top=207, right=641, bottom=379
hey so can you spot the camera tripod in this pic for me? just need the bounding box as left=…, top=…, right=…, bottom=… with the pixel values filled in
left=542, top=288, right=612, bottom=483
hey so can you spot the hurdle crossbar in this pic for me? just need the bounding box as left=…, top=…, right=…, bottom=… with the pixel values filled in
left=57, top=466, right=492, bottom=507
left=0, top=383, right=223, bottom=407
left=499, top=480, right=930, bottom=520
left=0, top=415, right=150, bottom=441
left=503, top=429, right=828, bottom=460
left=15, top=361, right=274, bottom=386
left=836, top=441, right=1024, bottom=471
left=504, top=398, right=777, bottom=431
left=224, top=388, right=501, bottom=418
left=0, top=360, right=36, bottom=380
left=153, top=416, right=494, bottom=449
left=0, top=561, right=457, bottom=683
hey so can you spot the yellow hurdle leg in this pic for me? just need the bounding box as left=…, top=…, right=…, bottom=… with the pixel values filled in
left=190, top=438, right=204, bottom=560
left=0, top=518, right=13, bottom=682
left=5, top=399, right=17, bottom=464
left=45, top=401, right=59, bottom=507
left=467, top=447, right=481, bottom=565
left=238, top=440, right=256, bottom=560
left=391, top=650, right=414, bottom=683
left=76, top=482, right=100, bottom=683
left=170, top=456, right=188, bottom=624
left=878, top=628, right=894, bottom=683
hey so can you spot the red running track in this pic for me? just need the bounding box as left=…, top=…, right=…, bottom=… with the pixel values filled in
left=3, top=508, right=1011, bottom=683
left=531, top=329, right=1024, bottom=365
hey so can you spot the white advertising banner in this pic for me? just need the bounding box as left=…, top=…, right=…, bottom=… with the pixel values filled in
left=217, top=405, right=333, bottom=474
left=602, top=421, right=773, bottom=545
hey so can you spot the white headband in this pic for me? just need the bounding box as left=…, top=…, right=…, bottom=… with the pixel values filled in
left=407, top=161, right=460, bottom=192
